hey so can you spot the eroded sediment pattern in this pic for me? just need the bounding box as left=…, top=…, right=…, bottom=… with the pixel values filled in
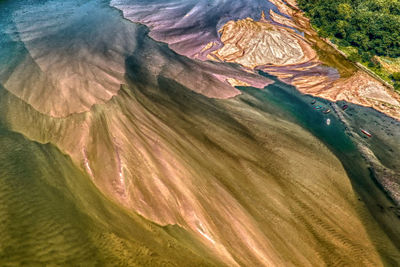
left=0, top=0, right=273, bottom=117
left=210, top=16, right=316, bottom=67
left=209, top=0, right=400, bottom=120
left=0, top=0, right=399, bottom=265
left=3, top=69, right=396, bottom=266
left=0, top=0, right=135, bottom=117
left=110, top=0, right=283, bottom=59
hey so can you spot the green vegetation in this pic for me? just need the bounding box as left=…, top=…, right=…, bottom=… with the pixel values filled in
left=298, top=0, right=400, bottom=59
left=298, top=0, right=400, bottom=92
left=391, top=72, right=400, bottom=89
left=390, top=72, right=400, bottom=81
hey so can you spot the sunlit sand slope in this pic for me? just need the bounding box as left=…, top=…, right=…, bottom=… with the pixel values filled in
left=211, top=16, right=317, bottom=67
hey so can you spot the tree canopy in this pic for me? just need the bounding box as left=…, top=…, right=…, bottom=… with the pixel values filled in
left=297, top=0, right=400, bottom=59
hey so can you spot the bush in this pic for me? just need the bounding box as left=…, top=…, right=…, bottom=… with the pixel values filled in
left=390, top=72, right=400, bottom=81
left=394, top=82, right=400, bottom=91
left=348, top=52, right=360, bottom=62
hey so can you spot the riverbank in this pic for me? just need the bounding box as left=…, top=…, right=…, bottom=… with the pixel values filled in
left=206, top=0, right=400, bottom=121
left=295, top=0, right=400, bottom=93
left=323, top=38, right=395, bottom=91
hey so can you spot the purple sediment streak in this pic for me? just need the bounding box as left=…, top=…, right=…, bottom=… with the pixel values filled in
left=110, top=0, right=284, bottom=58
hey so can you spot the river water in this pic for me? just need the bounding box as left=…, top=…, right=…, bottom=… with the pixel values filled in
left=239, top=72, right=400, bottom=247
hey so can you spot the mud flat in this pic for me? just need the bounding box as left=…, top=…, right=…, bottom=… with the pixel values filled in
left=332, top=103, right=400, bottom=207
